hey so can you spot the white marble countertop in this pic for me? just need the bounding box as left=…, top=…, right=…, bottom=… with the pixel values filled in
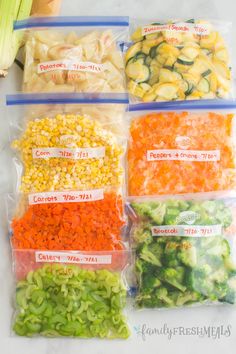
left=1, top=0, right=236, bottom=353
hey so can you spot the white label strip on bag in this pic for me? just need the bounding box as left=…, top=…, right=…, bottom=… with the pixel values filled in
left=146, top=149, right=221, bottom=162
left=35, top=251, right=112, bottom=265
left=32, top=147, right=105, bottom=159
left=37, top=60, right=105, bottom=74
left=151, top=224, right=223, bottom=237
left=142, top=22, right=210, bottom=36
left=28, top=189, right=104, bottom=205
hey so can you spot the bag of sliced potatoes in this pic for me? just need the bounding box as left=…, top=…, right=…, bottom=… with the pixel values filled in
left=14, top=16, right=129, bottom=93
left=126, top=19, right=232, bottom=102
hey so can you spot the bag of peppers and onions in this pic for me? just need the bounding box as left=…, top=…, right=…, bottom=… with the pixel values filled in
left=6, top=16, right=236, bottom=339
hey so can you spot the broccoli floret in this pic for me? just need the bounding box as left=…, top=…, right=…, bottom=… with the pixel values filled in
left=220, top=278, right=236, bottom=304
left=178, top=200, right=190, bottom=211
left=148, top=203, right=166, bottom=225
left=142, top=273, right=161, bottom=291
left=159, top=267, right=186, bottom=292
left=139, top=243, right=163, bottom=267
left=176, top=291, right=203, bottom=306
left=163, top=241, right=179, bottom=267
left=192, top=264, right=212, bottom=278
left=215, top=204, right=232, bottom=228
left=135, top=258, right=156, bottom=274
left=205, top=254, right=224, bottom=269
left=206, top=237, right=230, bottom=258
left=133, top=223, right=153, bottom=244
left=213, top=282, right=228, bottom=299
left=177, top=243, right=197, bottom=268
left=185, top=269, right=214, bottom=297
left=199, top=237, right=216, bottom=250
left=224, top=256, right=236, bottom=274
left=201, top=200, right=218, bottom=214
left=164, top=207, right=180, bottom=225
left=131, top=202, right=152, bottom=218
left=193, top=278, right=215, bottom=298
left=155, top=287, right=174, bottom=307
left=209, top=268, right=228, bottom=283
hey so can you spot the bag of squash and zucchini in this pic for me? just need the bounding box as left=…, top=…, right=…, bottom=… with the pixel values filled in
left=125, top=19, right=233, bottom=103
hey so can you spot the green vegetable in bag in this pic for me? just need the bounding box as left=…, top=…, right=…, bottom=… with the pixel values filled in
left=13, top=264, right=130, bottom=338
left=131, top=198, right=236, bottom=308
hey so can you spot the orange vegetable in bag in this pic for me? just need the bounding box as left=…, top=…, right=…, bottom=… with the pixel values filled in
left=128, top=111, right=236, bottom=196
left=12, top=191, right=125, bottom=251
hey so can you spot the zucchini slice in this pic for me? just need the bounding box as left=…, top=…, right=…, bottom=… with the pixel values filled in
left=143, top=89, right=157, bottom=102
left=159, top=68, right=178, bottom=83
left=131, top=28, right=143, bottom=42
left=158, top=43, right=180, bottom=57
left=197, top=78, right=210, bottom=93
left=145, top=56, right=152, bottom=65
left=126, top=61, right=150, bottom=83
left=188, top=56, right=212, bottom=75
left=209, top=73, right=218, bottom=92
left=154, top=83, right=179, bottom=100
left=177, top=55, right=194, bottom=66
left=127, top=80, right=145, bottom=98
left=140, top=82, right=152, bottom=91
left=214, top=48, right=229, bottom=63
left=156, top=55, right=167, bottom=65
left=212, top=58, right=231, bottom=80
left=125, top=42, right=142, bottom=62
left=145, top=33, right=159, bottom=40
left=165, top=55, right=177, bottom=67
left=181, top=46, right=199, bottom=60
left=202, top=48, right=212, bottom=56
left=135, top=52, right=147, bottom=61
left=150, top=41, right=166, bottom=59
left=202, top=69, right=212, bottom=77
left=179, top=80, right=190, bottom=94
left=173, top=71, right=183, bottom=81
left=148, top=65, right=160, bottom=85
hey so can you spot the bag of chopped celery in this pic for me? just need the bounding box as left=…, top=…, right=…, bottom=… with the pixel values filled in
left=126, top=19, right=232, bottom=102
left=14, top=16, right=129, bottom=93
left=7, top=189, right=127, bottom=251
left=128, top=100, right=236, bottom=196
left=12, top=249, right=130, bottom=338
left=127, top=192, right=236, bottom=309
left=7, top=93, right=128, bottom=193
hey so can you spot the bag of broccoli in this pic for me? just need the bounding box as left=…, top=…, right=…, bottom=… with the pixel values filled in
left=127, top=192, right=236, bottom=309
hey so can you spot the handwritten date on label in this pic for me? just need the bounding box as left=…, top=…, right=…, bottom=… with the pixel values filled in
left=35, top=251, right=112, bottom=264
left=28, top=189, right=104, bottom=205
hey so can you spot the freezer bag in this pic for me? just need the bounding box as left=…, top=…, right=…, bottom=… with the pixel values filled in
left=8, top=188, right=126, bottom=251
left=128, top=101, right=236, bottom=196
left=127, top=193, right=236, bottom=309
left=14, top=16, right=129, bottom=93
left=7, top=93, right=128, bottom=193
left=12, top=249, right=130, bottom=338
left=126, top=19, right=232, bottom=102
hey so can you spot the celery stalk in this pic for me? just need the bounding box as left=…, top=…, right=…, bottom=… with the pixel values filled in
left=0, top=0, right=33, bottom=77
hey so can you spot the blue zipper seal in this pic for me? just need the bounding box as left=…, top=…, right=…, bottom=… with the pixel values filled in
left=129, top=99, right=236, bottom=112
left=6, top=93, right=129, bottom=106
left=14, top=16, right=129, bottom=30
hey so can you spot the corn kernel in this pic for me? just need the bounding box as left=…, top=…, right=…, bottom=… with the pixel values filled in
left=13, top=114, right=124, bottom=192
